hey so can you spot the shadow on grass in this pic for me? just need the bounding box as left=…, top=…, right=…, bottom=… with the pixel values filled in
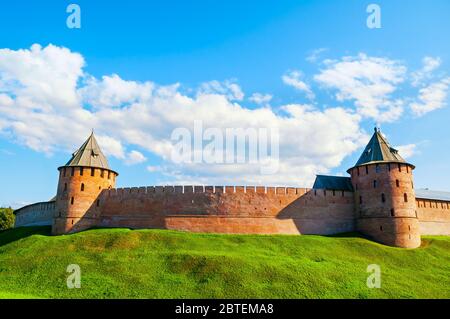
left=0, top=226, right=51, bottom=247
left=324, top=231, right=366, bottom=238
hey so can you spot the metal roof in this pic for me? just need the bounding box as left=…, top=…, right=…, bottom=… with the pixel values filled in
left=313, top=175, right=354, bottom=191
left=348, top=128, right=413, bottom=172
left=63, top=132, right=111, bottom=170
left=13, top=199, right=56, bottom=215
left=415, top=189, right=450, bottom=202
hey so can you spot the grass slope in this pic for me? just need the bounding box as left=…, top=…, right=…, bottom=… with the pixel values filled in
left=0, top=227, right=449, bottom=299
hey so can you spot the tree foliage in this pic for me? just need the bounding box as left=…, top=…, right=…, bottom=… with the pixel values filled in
left=0, top=207, right=15, bottom=231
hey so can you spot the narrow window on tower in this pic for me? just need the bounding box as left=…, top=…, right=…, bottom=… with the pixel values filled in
left=81, top=183, right=85, bottom=192
left=64, top=183, right=67, bottom=191
left=333, top=190, right=336, bottom=196
left=373, top=180, right=377, bottom=188
left=390, top=208, right=395, bottom=216
left=91, top=168, right=95, bottom=176
left=359, top=196, right=363, bottom=204
left=71, top=167, right=75, bottom=176
left=411, top=181, right=414, bottom=189
left=404, top=193, right=408, bottom=202
left=80, top=167, right=83, bottom=176
left=398, top=164, right=402, bottom=172
left=108, top=171, right=111, bottom=179
left=396, top=180, right=400, bottom=187
left=101, top=169, right=104, bottom=178
left=357, top=167, right=360, bottom=176
left=388, top=163, right=391, bottom=171
left=366, top=166, right=369, bottom=175
left=96, top=199, right=100, bottom=207
left=63, top=167, right=66, bottom=177
left=381, top=193, right=386, bottom=203
left=406, top=166, right=409, bottom=173
left=375, top=164, right=380, bottom=173
left=71, top=197, right=74, bottom=205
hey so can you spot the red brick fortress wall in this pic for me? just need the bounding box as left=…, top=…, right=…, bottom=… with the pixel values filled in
left=97, top=186, right=356, bottom=235
left=416, top=198, right=450, bottom=235
left=14, top=201, right=55, bottom=227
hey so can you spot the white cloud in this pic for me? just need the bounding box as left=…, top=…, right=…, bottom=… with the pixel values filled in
left=411, top=77, right=450, bottom=116
left=0, top=149, right=14, bottom=156
left=314, top=53, right=407, bottom=123
left=79, top=74, right=154, bottom=108
left=198, top=79, right=244, bottom=101
left=0, top=43, right=84, bottom=110
left=411, top=56, right=442, bottom=87
left=95, top=135, right=126, bottom=159
left=0, top=44, right=367, bottom=186
left=125, top=150, right=147, bottom=165
left=306, top=48, right=328, bottom=63
left=147, top=165, right=161, bottom=173
left=282, top=70, right=315, bottom=100
left=396, top=144, right=417, bottom=159
left=249, top=93, right=272, bottom=105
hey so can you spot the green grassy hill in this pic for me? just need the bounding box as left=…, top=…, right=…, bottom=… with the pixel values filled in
left=0, top=227, right=449, bottom=299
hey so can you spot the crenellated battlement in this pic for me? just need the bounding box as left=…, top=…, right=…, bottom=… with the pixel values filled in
left=104, top=185, right=354, bottom=196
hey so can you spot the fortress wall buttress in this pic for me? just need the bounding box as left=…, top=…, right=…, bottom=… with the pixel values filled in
left=350, top=163, right=421, bottom=248
left=416, top=198, right=450, bottom=235
left=14, top=201, right=55, bottom=227
left=52, top=166, right=117, bottom=235
left=96, top=186, right=355, bottom=235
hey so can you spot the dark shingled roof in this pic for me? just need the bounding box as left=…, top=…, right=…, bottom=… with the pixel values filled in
left=415, top=189, right=450, bottom=202
left=313, top=175, right=354, bottom=191
left=63, top=132, right=111, bottom=170
left=348, top=128, right=414, bottom=173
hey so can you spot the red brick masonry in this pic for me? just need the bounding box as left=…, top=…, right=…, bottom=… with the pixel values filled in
left=15, top=165, right=450, bottom=248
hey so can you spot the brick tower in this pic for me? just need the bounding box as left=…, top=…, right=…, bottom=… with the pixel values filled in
left=348, top=128, right=421, bottom=248
left=52, top=132, right=118, bottom=235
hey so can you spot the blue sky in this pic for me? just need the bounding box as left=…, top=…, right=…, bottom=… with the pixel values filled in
left=0, top=0, right=449, bottom=208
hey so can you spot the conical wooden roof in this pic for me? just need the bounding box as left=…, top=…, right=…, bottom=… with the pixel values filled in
left=64, top=132, right=111, bottom=170
left=348, top=128, right=414, bottom=172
